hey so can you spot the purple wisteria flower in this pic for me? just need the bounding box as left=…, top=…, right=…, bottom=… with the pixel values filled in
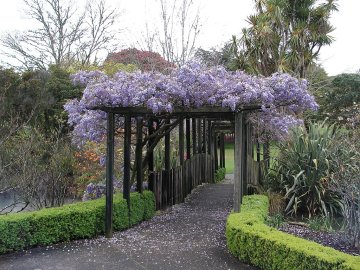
left=65, top=62, right=318, bottom=146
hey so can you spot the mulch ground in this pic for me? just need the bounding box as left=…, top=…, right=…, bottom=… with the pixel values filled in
left=279, top=223, right=359, bottom=256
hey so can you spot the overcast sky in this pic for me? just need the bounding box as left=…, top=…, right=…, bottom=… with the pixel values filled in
left=0, top=0, right=358, bottom=76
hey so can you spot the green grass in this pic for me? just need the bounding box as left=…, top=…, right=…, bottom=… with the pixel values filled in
left=223, top=142, right=279, bottom=174
left=224, top=143, right=235, bottom=173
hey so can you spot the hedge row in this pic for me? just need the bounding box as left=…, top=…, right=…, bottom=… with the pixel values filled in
left=215, top=167, right=226, bottom=182
left=226, top=195, right=360, bottom=270
left=0, top=191, right=155, bottom=254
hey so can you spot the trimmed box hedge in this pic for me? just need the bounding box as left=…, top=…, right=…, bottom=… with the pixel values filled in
left=226, top=195, right=360, bottom=270
left=0, top=191, right=155, bottom=254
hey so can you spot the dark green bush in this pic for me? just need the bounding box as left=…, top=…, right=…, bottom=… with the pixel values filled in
left=0, top=192, right=155, bottom=254
left=270, top=122, right=342, bottom=217
left=215, top=167, right=226, bottom=182
left=226, top=195, right=360, bottom=270
left=142, top=191, right=156, bottom=220
left=129, top=192, right=144, bottom=226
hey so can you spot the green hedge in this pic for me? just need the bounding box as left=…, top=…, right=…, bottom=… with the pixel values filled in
left=226, top=195, right=360, bottom=270
left=215, top=167, right=226, bottom=182
left=0, top=191, right=156, bottom=254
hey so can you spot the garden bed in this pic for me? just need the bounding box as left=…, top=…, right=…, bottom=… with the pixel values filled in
left=226, top=195, right=360, bottom=270
left=279, top=223, right=359, bottom=256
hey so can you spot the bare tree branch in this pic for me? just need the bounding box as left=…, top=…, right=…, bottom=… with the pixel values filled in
left=1, top=0, right=119, bottom=69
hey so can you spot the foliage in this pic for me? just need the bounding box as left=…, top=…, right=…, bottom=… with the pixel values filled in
left=153, top=136, right=179, bottom=171
left=142, top=191, right=156, bottom=220
left=329, top=132, right=360, bottom=249
left=268, top=192, right=285, bottom=216
left=1, top=127, right=75, bottom=211
left=64, top=62, right=317, bottom=146
left=318, top=73, right=360, bottom=127
left=232, top=0, right=338, bottom=78
left=0, top=65, right=84, bottom=137
left=308, top=216, right=335, bottom=232
left=0, top=68, right=50, bottom=135
left=129, top=192, right=145, bottom=226
left=226, top=195, right=360, bottom=270
left=270, top=122, right=342, bottom=217
left=105, top=48, right=175, bottom=74
left=67, top=61, right=138, bottom=76
left=43, top=65, right=84, bottom=134
left=265, top=213, right=284, bottom=229
left=215, top=168, right=226, bottom=183
left=0, top=191, right=155, bottom=254
left=194, top=43, right=234, bottom=69
left=81, top=183, right=105, bottom=201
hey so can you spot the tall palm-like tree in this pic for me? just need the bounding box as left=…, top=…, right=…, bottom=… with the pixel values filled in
left=232, top=0, right=338, bottom=78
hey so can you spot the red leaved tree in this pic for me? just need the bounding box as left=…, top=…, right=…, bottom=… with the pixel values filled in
left=105, top=48, right=176, bottom=74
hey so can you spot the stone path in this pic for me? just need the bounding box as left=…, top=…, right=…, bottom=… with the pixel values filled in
left=0, top=175, right=257, bottom=270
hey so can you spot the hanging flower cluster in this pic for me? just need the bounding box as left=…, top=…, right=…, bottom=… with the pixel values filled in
left=65, top=62, right=318, bottom=145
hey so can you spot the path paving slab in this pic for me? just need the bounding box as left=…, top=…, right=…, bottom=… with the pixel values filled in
left=0, top=179, right=257, bottom=270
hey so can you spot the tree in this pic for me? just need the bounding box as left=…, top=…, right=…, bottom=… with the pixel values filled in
left=230, top=0, right=337, bottom=169
left=0, top=67, right=51, bottom=145
left=105, top=48, right=175, bottom=73
left=232, top=0, right=338, bottom=78
left=323, top=73, right=360, bottom=127
left=194, top=43, right=234, bottom=68
left=136, top=0, right=201, bottom=67
left=0, top=67, right=75, bottom=213
left=1, top=0, right=119, bottom=70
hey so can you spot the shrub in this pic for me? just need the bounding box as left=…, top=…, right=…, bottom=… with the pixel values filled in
left=270, top=122, right=342, bottom=217
left=265, top=213, right=284, bottom=229
left=142, top=191, right=156, bottom=220
left=0, top=191, right=155, bottom=254
left=329, top=132, right=360, bottom=250
left=1, top=128, right=75, bottom=211
left=215, top=167, right=226, bottom=182
left=226, top=195, right=360, bottom=270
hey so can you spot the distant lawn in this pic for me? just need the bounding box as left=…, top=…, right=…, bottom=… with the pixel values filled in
left=224, top=143, right=235, bottom=173
left=223, top=142, right=279, bottom=174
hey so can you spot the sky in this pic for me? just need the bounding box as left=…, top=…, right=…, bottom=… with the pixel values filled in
left=0, top=0, right=358, bottom=76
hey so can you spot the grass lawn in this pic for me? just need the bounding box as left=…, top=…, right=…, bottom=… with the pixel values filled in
left=223, top=142, right=279, bottom=174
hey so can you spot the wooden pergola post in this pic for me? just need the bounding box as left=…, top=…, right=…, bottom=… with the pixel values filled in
left=197, top=118, right=202, bottom=153
left=105, top=112, right=115, bottom=238
left=207, top=120, right=211, bottom=155
left=123, top=115, right=131, bottom=211
left=148, top=119, right=155, bottom=192
left=214, top=132, right=218, bottom=171
left=192, top=118, right=197, bottom=155
left=234, top=112, right=244, bottom=213
left=135, top=117, right=143, bottom=193
left=220, top=132, right=225, bottom=168
left=164, top=119, right=171, bottom=206
left=185, top=118, right=191, bottom=160
left=179, top=118, right=184, bottom=166
left=202, top=118, right=206, bottom=153
left=242, top=120, right=248, bottom=197
left=210, top=124, right=215, bottom=175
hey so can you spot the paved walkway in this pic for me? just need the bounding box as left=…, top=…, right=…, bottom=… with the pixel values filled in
left=0, top=176, right=257, bottom=270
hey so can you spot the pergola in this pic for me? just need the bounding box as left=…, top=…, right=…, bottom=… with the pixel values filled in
left=98, top=105, right=262, bottom=238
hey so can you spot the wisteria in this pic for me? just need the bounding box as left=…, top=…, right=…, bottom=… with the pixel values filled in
left=65, top=62, right=317, bottom=145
